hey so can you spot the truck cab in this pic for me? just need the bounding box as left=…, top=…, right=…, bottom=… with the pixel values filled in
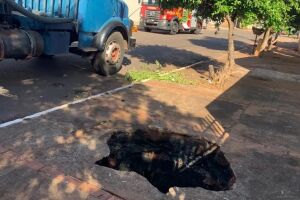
left=0, top=0, right=136, bottom=76
left=140, top=0, right=201, bottom=35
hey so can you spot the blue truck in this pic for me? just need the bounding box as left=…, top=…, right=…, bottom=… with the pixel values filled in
left=0, top=0, right=136, bottom=75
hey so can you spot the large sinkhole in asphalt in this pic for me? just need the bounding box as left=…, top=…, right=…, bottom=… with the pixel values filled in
left=96, top=129, right=236, bottom=193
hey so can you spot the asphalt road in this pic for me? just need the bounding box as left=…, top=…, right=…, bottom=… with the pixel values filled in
left=0, top=28, right=254, bottom=124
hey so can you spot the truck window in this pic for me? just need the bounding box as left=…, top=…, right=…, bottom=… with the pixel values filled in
left=142, top=0, right=158, bottom=5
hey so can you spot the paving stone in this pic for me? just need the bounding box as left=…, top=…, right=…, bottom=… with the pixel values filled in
left=0, top=166, right=89, bottom=200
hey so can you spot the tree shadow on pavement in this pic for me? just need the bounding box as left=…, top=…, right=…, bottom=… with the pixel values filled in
left=203, top=45, right=300, bottom=199
left=189, top=37, right=252, bottom=54
left=0, top=77, right=232, bottom=200
left=0, top=54, right=126, bottom=124
left=129, top=45, right=210, bottom=67
left=276, top=37, right=299, bottom=51
left=235, top=46, right=300, bottom=75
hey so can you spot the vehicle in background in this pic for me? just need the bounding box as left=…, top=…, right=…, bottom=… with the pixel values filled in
left=139, top=0, right=202, bottom=35
left=0, top=0, right=136, bottom=76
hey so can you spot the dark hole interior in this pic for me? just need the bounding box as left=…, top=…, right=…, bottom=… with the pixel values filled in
left=96, top=129, right=236, bottom=193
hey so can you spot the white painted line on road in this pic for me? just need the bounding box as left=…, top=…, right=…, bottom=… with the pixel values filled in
left=164, top=60, right=209, bottom=74
left=0, top=46, right=249, bottom=129
left=0, top=84, right=134, bottom=128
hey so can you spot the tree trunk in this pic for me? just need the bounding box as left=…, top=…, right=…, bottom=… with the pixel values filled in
left=211, top=15, right=235, bottom=87
left=225, top=15, right=235, bottom=70
left=255, top=27, right=271, bottom=56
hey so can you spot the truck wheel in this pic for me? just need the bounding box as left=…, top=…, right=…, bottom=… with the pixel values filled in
left=191, top=28, right=202, bottom=35
left=170, top=21, right=179, bottom=35
left=191, top=22, right=203, bottom=35
left=92, top=32, right=125, bottom=76
left=144, top=27, right=152, bottom=32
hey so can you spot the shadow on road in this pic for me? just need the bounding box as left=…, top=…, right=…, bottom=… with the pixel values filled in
left=205, top=47, right=300, bottom=199
left=0, top=55, right=126, bottom=123
left=189, top=36, right=252, bottom=54
left=129, top=44, right=210, bottom=67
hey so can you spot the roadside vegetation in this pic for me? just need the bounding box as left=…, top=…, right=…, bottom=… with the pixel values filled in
left=125, top=69, right=198, bottom=85
left=159, top=0, right=300, bottom=85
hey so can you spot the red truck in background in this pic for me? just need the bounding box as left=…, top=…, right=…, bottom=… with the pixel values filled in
left=140, top=0, right=202, bottom=35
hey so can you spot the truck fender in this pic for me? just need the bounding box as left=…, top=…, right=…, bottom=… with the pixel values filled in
left=93, top=20, right=129, bottom=51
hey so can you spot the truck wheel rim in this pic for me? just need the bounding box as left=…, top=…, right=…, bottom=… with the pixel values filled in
left=105, top=41, right=121, bottom=65
left=172, top=22, right=179, bottom=33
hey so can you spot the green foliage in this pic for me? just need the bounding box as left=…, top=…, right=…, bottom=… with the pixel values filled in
left=159, top=0, right=202, bottom=9
left=179, top=9, right=190, bottom=23
left=160, top=0, right=251, bottom=22
left=125, top=70, right=198, bottom=85
left=249, top=1, right=288, bottom=31
left=160, top=0, right=300, bottom=70
left=289, top=4, right=300, bottom=31
left=240, top=12, right=257, bottom=28
left=159, top=0, right=300, bottom=31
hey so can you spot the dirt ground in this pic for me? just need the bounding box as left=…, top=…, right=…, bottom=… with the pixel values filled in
left=0, top=33, right=299, bottom=200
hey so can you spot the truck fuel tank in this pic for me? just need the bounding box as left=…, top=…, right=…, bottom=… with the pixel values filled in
left=0, top=29, right=44, bottom=60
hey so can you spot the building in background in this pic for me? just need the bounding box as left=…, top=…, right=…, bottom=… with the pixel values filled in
left=124, top=0, right=141, bottom=25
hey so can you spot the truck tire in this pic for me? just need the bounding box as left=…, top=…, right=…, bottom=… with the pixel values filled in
left=144, top=27, right=152, bottom=32
left=191, top=22, right=203, bottom=35
left=191, top=28, right=202, bottom=35
left=92, top=32, right=125, bottom=76
left=170, top=21, right=179, bottom=35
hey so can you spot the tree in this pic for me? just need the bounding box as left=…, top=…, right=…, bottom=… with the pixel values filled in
left=160, top=0, right=300, bottom=84
left=251, top=0, right=300, bottom=55
left=160, top=0, right=256, bottom=85
left=288, top=5, right=300, bottom=52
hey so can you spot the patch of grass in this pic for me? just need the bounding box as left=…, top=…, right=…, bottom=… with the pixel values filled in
left=125, top=70, right=198, bottom=85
